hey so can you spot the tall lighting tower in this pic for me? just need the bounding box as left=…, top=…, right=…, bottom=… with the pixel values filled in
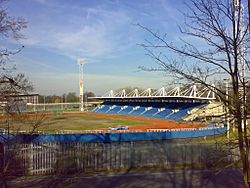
left=78, top=59, right=85, bottom=112
left=234, top=0, right=247, bottom=128
left=234, top=0, right=246, bottom=82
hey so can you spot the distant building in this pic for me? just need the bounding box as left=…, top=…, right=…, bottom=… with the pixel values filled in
left=10, top=94, right=39, bottom=104
left=0, top=94, right=39, bottom=111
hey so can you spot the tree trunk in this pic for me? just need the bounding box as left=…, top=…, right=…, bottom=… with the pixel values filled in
left=1, top=175, right=7, bottom=188
left=237, top=113, right=250, bottom=187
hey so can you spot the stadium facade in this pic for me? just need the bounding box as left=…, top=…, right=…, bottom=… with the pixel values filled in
left=89, top=85, right=223, bottom=122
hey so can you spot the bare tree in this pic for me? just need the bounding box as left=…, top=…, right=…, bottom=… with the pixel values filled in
left=0, top=0, right=28, bottom=105
left=0, top=1, right=46, bottom=188
left=138, top=0, right=250, bottom=186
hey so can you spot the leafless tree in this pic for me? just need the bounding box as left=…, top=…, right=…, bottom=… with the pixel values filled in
left=0, top=1, right=45, bottom=188
left=138, top=0, right=250, bottom=186
left=0, top=0, right=29, bottom=105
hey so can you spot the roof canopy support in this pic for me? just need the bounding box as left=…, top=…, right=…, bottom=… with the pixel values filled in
left=95, top=84, right=217, bottom=100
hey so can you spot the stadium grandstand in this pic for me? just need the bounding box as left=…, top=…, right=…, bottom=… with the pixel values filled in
left=89, top=84, right=224, bottom=122
left=0, top=93, right=39, bottom=107
left=0, top=93, right=39, bottom=113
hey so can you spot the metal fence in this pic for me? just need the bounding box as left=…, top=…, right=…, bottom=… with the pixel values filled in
left=0, top=126, right=227, bottom=143
left=1, top=141, right=238, bottom=176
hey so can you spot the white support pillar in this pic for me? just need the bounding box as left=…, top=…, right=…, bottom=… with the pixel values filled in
left=161, top=87, right=166, bottom=96
left=122, top=89, right=126, bottom=97
left=110, top=90, right=114, bottom=97
left=193, top=84, right=197, bottom=97
left=212, top=84, right=215, bottom=99
left=78, top=59, right=85, bottom=112
left=135, top=89, right=139, bottom=97
left=177, top=86, right=180, bottom=96
left=206, top=90, right=211, bottom=99
left=148, top=88, right=151, bottom=97
left=189, top=85, right=194, bottom=97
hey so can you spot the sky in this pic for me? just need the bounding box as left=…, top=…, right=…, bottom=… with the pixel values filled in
left=3, top=0, right=186, bottom=96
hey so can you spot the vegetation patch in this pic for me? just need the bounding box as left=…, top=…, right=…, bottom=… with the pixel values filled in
left=0, top=113, right=151, bottom=133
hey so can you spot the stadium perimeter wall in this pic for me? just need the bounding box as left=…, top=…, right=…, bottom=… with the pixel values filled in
left=0, top=127, right=227, bottom=143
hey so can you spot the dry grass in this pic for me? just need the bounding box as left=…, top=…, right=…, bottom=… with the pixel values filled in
left=0, top=113, right=150, bottom=133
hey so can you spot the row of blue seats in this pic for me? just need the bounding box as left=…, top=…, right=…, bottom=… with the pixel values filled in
left=92, top=104, right=204, bottom=121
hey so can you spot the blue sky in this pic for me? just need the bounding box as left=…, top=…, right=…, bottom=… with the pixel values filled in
left=4, top=0, right=186, bottom=96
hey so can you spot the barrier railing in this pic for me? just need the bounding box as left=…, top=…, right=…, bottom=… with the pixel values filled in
left=1, top=141, right=237, bottom=176
left=0, top=124, right=226, bottom=135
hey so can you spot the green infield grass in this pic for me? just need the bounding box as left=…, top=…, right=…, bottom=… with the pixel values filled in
left=0, top=113, right=150, bottom=133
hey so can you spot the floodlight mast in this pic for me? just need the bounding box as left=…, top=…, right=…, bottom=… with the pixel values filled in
left=78, top=59, right=85, bottom=112
left=234, top=0, right=246, bottom=81
left=234, top=0, right=247, bottom=128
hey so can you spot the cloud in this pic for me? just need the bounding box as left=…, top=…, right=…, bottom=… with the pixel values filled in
left=5, top=0, right=183, bottom=96
left=19, top=3, right=133, bottom=63
left=8, top=0, right=182, bottom=64
left=53, top=25, right=116, bottom=60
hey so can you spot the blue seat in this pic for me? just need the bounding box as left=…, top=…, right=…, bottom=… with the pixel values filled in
left=118, top=106, right=134, bottom=115
left=154, top=109, right=172, bottom=119
left=166, top=104, right=204, bottom=121
left=140, top=107, right=159, bottom=117
left=106, top=106, right=122, bottom=114
left=92, top=103, right=206, bottom=122
left=95, top=105, right=111, bottom=113
left=130, top=107, right=146, bottom=116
